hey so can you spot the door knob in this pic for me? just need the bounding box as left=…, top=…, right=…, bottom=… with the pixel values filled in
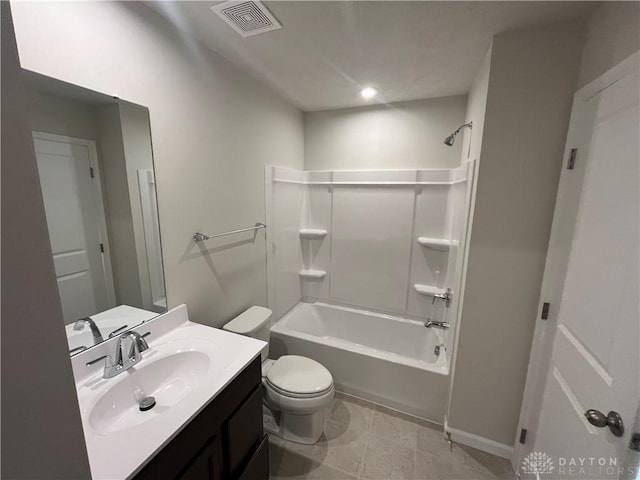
left=585, top=409, right=625, bottom=437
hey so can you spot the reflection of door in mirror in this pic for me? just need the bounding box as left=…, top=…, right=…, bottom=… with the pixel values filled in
left=25, top=71, right=167, bottom=355
left=33, top=132, right=116, bottom=322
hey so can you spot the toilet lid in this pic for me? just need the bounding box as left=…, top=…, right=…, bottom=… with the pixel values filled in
left=266, top=355, right=333, bottom=395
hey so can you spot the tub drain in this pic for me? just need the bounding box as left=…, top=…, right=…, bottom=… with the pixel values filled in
left=139, top=396, right=156, bottom=412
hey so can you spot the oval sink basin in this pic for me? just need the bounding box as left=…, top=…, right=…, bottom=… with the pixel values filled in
left=89, top=350, right=210, bottom=435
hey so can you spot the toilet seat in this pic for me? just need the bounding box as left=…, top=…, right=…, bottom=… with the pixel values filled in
left=266, top=355, right=333, bottom=397
left=266, top=380, right=334, bottom=399
left=264, top=380, right=334, bottom=414
left=262, top=355, right=334, bottom=414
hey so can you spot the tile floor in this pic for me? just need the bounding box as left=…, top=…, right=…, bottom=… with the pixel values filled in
left=269, top=392, right=514, bottom=480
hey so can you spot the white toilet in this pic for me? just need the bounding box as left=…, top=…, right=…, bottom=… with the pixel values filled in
left=223, top=306, right=334, bottom=444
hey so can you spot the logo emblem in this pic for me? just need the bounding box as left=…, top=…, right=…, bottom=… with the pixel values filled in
left=521, top=451, right=555, bottom=475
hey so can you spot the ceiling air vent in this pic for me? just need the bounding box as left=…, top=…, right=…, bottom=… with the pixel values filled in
left=212, top=1, right=281, bottom=37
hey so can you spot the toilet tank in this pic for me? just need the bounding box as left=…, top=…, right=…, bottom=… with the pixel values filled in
left=223, top=306, right=272, bottom=361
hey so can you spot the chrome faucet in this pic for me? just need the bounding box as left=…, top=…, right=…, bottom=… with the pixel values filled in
left=424, top=319, right=450, bottom=329
left=73, top=317, right=104, bottom=344
left=87, top=331, right=150, bottom=379
left=432, top=288, right=453, bottom=308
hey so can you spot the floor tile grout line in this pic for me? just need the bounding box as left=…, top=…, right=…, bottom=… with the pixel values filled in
left=357, top=431, right=371, bottom=480
left=414, top=422, right=419, bottom=480
left=325, top=461, right=360, bottom=479
left=359, top=407, right=370, bottom=480
left=366, top=428, right=419, bottom=452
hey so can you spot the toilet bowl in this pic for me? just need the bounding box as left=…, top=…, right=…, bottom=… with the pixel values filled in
left=223, top=306, right=334, bottom=444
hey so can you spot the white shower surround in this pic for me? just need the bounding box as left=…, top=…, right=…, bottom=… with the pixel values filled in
left=265, top=162, right=476, bottom=420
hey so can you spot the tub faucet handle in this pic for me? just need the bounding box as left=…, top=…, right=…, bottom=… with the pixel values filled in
left=432, top=288, right=453, bottom=308
left=424, top=319, right=450, bottom=329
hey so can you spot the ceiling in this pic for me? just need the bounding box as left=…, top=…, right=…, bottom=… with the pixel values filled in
left=147, top=1, right=597, bottom=112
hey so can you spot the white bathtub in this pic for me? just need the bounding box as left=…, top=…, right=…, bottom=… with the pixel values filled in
left=269, top=301, right=450, bottom=423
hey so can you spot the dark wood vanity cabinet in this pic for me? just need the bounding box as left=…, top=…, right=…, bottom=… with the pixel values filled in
left=134, top=357, right=269, bottom=480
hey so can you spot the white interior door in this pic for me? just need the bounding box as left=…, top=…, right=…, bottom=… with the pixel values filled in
left=522, top=56, right=639, bottom=478
left=33, top=132, right=115, bottom=323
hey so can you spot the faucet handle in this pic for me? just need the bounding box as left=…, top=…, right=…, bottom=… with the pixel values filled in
left=424, top=319, right=450, bottom=329
left=432, top=288, right=453, bottom=308
left=70, top=345, right=88, bottom=355
left=86, top=354, right=114, bottom=367
left=127, top=332, right=151, bottom=358
left=108, top=324, right=129, bottom=338
left=136, top=332, right=151, bottom=351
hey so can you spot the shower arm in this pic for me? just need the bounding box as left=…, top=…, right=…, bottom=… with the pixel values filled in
left=452, top=122, right=473, bottom=138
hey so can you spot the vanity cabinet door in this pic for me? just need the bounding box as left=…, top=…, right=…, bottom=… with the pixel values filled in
left=178, top=436, right=223, bottom=480
left=225, top=386, right=264, bottom=476
left=237, top=435, right=269, bottom=480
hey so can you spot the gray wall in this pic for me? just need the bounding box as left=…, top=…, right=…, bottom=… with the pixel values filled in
left=26, top=90, right=100, bottom=141
left=98, top=103, right=145, bottom=308
left=577, top=1, right=640, bottom=87
left=304, top=96, right=467, bottom=170
left=447, top=21, right=585, bottom=447
left=118, top=102, right=157, bottom=310
left=445, top=39, right=491, bottom=425
left=457, top=44, right=492, bottom=164
left=0, top=3, right=92, bottom=478
left=11, top=1, right=305, bottom=329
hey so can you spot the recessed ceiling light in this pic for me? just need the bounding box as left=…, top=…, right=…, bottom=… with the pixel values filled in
left=360, top=87, right=377, bottom=99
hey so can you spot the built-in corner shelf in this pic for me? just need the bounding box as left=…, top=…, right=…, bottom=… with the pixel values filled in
left=417, top=237, right=457, bottom=251
left=414, top=284, right=445, bottom=297
left=299, top=229, right=328, bottom=239
left=299, top=269, right=327, bottom=279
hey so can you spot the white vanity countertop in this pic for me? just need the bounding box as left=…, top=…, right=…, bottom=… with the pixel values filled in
left=72, top=305, right=265, bottom=480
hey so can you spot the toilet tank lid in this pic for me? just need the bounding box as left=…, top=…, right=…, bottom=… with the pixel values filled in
left=223, top=306, right=273, bottom=334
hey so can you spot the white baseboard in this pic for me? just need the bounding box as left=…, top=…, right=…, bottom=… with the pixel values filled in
left=444, top=420, right=513, bottom=459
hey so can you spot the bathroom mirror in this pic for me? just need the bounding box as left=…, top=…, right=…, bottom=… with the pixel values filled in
left=23, top=71, right=167, bottom=356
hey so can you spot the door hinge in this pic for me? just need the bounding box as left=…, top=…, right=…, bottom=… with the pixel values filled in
left=519, top=428, right=528, bottom=444
left=90, top=167, right=95, bottom=178
left=100, top=243, right=104, bottom=253
left=567, top=148, right=577, bottom=170
left=541, top=302, right=550, bottom=320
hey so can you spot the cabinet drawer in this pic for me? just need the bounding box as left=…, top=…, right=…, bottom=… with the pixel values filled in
left=226, top=386, right=263, bottom=475
left=238, top=435, right=269, bottom=480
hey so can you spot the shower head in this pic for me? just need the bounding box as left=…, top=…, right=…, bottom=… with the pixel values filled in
left=444, top=122, right=473, bottom=146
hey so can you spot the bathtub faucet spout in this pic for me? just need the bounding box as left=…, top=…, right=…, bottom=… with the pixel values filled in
left=424, top=319, right=450, bottom=329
